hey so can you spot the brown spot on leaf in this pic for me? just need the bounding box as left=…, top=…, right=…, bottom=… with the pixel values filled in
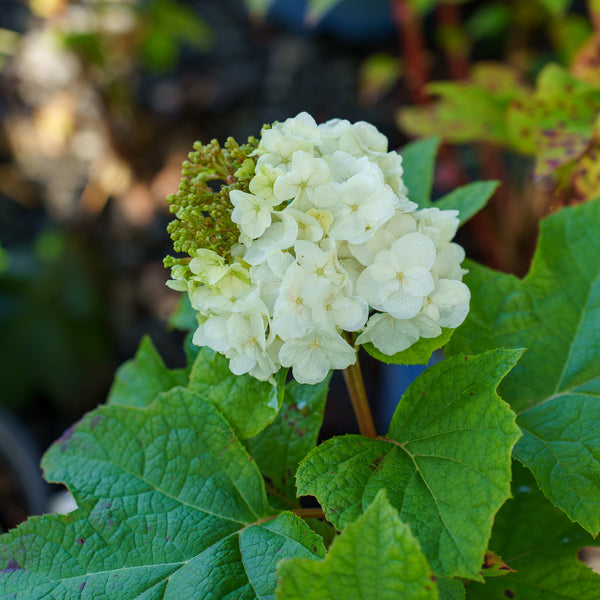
left=77, top=538, right=85, bottom=545
left=504, top=590, right=515, bottom=598
left=368, top=456, right=383, bottom=472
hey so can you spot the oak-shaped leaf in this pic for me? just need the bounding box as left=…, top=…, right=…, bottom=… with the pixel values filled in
left=296, top=349, right=522, bottom=580
left=447, top=197, right=600, bottom=535
left=276, top=490, right=438, bottom=600
left=397, top=63, right=529, bottom=146
left=245, top=377, right=330, bottom=507
left=507, top=65, right=600, bottom=178
left=108, top=335, right=188, bottom=408
left=465, top=463, right=600, bottom=599
left=188, top=346, right=287, bottom=439
left=110, top=337, right=286, bottom=441
left=0, top=388, right=325, bottom=599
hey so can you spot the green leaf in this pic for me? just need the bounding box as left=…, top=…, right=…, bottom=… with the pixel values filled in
left=400, top=137, right=441, bottom=208
left=465, top=463, right=600, bottom=599
left=435, top=181, right=499, bottom=225
left=167, top=293, right=196, bottom=331
left=297, top=349, right=522, bottom=579
left=399, top=137, right=496, bottom=224
left=478, top=551, right=515, bottom=578
left=188, top=347, right=286, bottom=440
left=361, top=328, right=453, bottom=366
left=507, top=65, right=600, bottom=177
left=0, top=388, right=325, bottom=598
left=447, top=197, right=600, bottom=535
left=245, top=377, right=330, bottom=506
left=539, top=0, right=573, bottom=16
left=398, top=64, right=529, bottom=146
left=107, top=335, right=188, bottom=408
left=276, top=490, right=438, bottom=600
left=437, top=578, right=465, bottom=600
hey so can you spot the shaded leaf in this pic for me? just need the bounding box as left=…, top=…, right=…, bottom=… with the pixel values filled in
left=435, top=181, right=499, bottom=225
left=437, top=578, right=465, bottom=600
left=276, top=490, right=438, bottom=600
left=107, top=335, right=187, bottom=408
left=401, top=136, right=441, bottom=209
left=167, top=293, right=196, bottom=331
left=297, top=350, right=522, bottom=579
left=465, top=464, right=600, bottom=599
left=447, top=197, right=600, bottom=535
left=0, top=388, right=325, bottom=598
left=399, top=138, right=496, bottom=225
left=245, top=377, right=330, bottom=506
left=188, top=347, right=286, bottom=439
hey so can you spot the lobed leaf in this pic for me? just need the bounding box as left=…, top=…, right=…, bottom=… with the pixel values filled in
left=0, top=388, right=325, bottom=599
left=188, top=347, right=286, bottom=439
left=465, top=464, right=600, bottom=599
left=107, top=335, right=188, bottom=408
left=296, top=349, right=522, bottom=580
left=507, top=65, right=600, bottom=178
left=447, top=197, right=600, bottom=535
left=276, top=490, right=438, bottom=600
left=398, top=64, right=529, bottom=146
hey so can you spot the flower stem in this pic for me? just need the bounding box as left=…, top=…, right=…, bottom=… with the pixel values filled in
left=343, top=357, right=377, bottom=439
left=293, top=507, right=325, bottom=520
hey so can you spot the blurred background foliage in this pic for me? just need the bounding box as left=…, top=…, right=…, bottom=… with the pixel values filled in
left=0, top=0, right=599, bottom=532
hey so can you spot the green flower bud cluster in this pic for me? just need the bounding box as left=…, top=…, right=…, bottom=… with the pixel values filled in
left=164, top=135, right=259, bottom=270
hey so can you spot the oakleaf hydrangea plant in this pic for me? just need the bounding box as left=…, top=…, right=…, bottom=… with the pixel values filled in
left=165, top=112, right=470, bottom=386
left=2, top=113, right=600, bottom=600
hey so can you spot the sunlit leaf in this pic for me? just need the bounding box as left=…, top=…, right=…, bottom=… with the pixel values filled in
left=297, top=349, right=522, bottom=579
left=108, top=335, right=187, bottom=408
left=447, top=197, right=600, bottom=535
left=276, top=490, right=438, bottom=599
left=0, top=388, right=325, bottom=598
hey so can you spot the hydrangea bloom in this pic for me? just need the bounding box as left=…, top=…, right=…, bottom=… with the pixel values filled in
left=167, top=113, right=470, bottom=384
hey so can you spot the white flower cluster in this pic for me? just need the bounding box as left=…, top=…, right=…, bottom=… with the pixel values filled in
left=168, top=113, right=470, bottom=384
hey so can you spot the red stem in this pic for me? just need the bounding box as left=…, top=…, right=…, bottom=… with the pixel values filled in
left=391, top=0, right=430, bottom=105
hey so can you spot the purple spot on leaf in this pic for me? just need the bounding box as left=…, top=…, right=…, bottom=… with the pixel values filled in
left=1, top=558, right=20, bottom=573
